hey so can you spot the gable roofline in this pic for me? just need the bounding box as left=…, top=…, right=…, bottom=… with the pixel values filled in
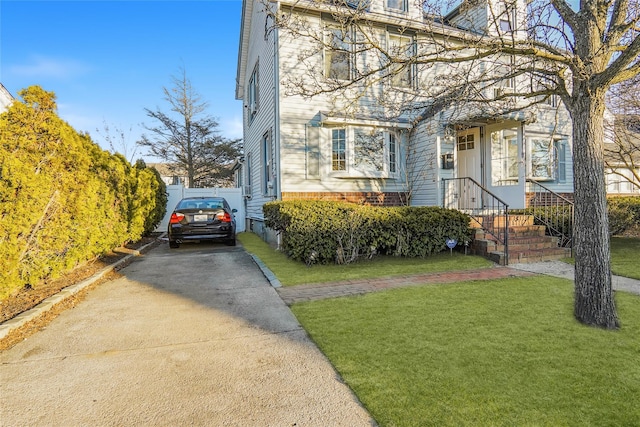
left=235, top=0, right=255, bottom=101
left=0, top=83, right=14, bottom=99
left=277, top=0, right=468, bottom=40
left=0, top=82, right=14, bottom=113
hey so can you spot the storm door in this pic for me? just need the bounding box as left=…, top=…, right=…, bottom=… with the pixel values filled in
left=485, top=124, right=525, bottom=209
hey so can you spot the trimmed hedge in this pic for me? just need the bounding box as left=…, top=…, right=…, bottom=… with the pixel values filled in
left=509, top=196, right=640, bottom=237
left=0, top=86, right=167, bottom=299
left=608, top=196, right=640, bottom=235
left=263, top=200, right=473, bottom=265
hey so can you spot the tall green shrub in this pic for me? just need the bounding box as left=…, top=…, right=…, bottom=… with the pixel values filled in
left=0, top=86, right=166, bottom=299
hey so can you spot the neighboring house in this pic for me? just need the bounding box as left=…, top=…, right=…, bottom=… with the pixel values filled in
left=235, top=0, right=574, bottom=242
left=0, top=83, right=14, bottom=113
left=148, top=163, right=189, bottom=187
left=605, top=115, right=640, bottom=196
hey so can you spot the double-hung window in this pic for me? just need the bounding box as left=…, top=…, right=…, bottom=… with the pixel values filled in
left=493, top=55, right=515, bottom=97
left=248, top=63, right=259, bottom=121
left=325, top=25, right=353, bottom=81
left=526, top=136, right=568, bottom=182
left=555, top=139, right=567, bottom=183
left=388, top=32, right=414, bottom=88
left=497, top=1, right=515, bottom=32
left=385, top=0, right=406, bottom=12
left=528, top=137, right=555, bottom=181
left=332, top=129, right=347, bottom=171
left=388, top=132, right=397, bottom=174
left=262, top=130, right=275, bottom=195
left=330, top=127, right=399, bottom=177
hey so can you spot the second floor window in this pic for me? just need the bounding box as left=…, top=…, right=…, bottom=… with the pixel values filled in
left=388, top=33, right=414, bottom=88
left=325, top=26, right=352, bottom=80
left=386, top=0, right=406, bottom=12
left=497, top=1, right=515, bottom=32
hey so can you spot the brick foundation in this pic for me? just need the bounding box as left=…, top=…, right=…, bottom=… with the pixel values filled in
left=281, top=191, right=409, bottom=206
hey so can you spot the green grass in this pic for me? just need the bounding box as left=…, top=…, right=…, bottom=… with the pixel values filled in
left=611, top=236, right=640, bottom=280
left=562, top=237, right=640, bottom=280
left=237, top=232, right=493, bottom=286
left=292, top=277, right=640, bottom=426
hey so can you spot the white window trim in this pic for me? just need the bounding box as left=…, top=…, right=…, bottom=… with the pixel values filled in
left=248, top=62, right=259, bottom=122
left=324, top=24, right=353, bottom=81
left=387, top=31, right=415, bottom=89
left=525, top=135, right=568, bottom=182
left=262, top=130, right=275, bottom=196
left=327, top=126, right=400, bottom=179
left=384, top=0, right=407, bottom=13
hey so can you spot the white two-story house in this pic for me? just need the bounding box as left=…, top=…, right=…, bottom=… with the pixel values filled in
left=0, top=83, right=14, bottom=113
left=235, top=0, right=574, bottom=243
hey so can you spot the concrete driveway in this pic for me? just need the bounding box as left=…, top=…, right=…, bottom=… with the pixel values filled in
left=0, top=242, right=375, bottom=426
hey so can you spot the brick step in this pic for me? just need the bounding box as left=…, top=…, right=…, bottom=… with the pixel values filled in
left=499, top=225, right=547, bottom=238
left=471, top=215, right=534, bottom=228
left=474, top=226, right=547, bottom=241
left=484, top=234, right=558, bottom=246
left=490, top=247, right=572, bottom=265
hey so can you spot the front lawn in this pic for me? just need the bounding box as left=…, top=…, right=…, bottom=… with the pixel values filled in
left=292, top=277, right=640, bottom=426
left=611, top=236, right=640, bottom=280
left=237, top=232, right=493, bottom=286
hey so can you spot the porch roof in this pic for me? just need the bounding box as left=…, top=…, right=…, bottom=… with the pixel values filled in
left=317, top=111, right=413, bottom=129
left=449, top=110, right=536, bottom=127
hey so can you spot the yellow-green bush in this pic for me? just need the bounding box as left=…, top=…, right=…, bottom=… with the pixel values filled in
left=263, top=200, right=472, bottom=264
left=0, top=86, right=166, bottom=299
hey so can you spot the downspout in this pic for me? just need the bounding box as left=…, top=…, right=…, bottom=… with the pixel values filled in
left=274, top=2, right=281, bottom=202
left=274, top=2, right=282, bottom=249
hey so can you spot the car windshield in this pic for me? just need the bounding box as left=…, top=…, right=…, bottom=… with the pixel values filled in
left=177, top=199, right=225, bottom=210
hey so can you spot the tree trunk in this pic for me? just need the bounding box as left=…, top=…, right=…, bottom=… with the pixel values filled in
left=570, top=87, right=619, bottom=329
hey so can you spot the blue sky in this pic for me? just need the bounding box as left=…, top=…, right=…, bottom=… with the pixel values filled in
left=1, top=0, right=243, bottom=162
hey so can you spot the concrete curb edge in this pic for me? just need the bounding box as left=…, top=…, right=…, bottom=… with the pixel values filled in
left=248, top=253, right=282, bottom=288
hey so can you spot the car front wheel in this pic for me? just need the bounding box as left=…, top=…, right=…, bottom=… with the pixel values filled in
left=169, top=240, right=180, bottom=248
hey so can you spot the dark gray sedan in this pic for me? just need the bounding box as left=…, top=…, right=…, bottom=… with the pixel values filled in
left=168, top=197, right=237, bottom=248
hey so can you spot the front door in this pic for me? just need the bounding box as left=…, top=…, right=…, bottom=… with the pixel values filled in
left=456, top=128, right=482, bottom=183
left=455, top=128, right=483, bottom=210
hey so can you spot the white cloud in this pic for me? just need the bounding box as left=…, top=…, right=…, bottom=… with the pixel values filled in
left=9, top=55, right=91, bottom=79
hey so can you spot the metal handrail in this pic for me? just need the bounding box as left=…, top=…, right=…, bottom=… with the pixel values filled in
left=442, top=177, right=509, bottom=264
left=525, top=179, right=574, bottom=249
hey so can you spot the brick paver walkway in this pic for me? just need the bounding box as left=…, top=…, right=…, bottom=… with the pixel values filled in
left=276, top=266, right=536, bottom=305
